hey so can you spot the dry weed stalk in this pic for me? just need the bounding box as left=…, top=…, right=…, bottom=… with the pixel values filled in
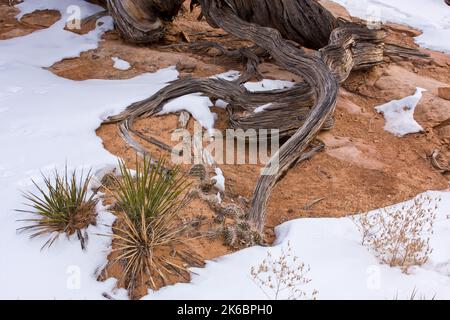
left=393, top=287, right=436, bottom=300
left=250, top=242, right=318, bottom=300
left=353, top=194, right=440, bottom=273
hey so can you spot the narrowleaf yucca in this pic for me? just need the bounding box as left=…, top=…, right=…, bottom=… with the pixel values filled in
left=17, top=168, right=98, bottom=250
left=114, top=157, right=189, bottom=223
left=109, top=156, right=192, bottom=293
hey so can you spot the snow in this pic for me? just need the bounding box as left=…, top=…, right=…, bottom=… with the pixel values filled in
left=333, top=0, right=450, bottom=53
left=159, top=93, right=216, bottom=130
left=215, top=99, right=229, bottom=109
left=244, top=79, right=294, bottom=92
left=212, top=70, right=241, bottom=81
left=211, top=168, right=226, bottom=193
left=112, top=57, right=131, bottom=71
left=159, top=76, right=295, bottom=130
left=0, top=0, right=178, bottom=299
left=254, top=103, right=273, bottom=113
left=1, top=0, right=450, bottom=300
left=144, top=191, right=450, bottom=300
left=1, top=1, right=113, bottom=68
left=375, top=87, right=426, bottom=136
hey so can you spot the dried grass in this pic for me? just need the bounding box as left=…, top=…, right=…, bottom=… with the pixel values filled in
left=353, top=194, right=440, bottom=273
left=250, top=242, right=318, bottom=300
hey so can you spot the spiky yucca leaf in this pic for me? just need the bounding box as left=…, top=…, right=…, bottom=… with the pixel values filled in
left=108, top=156, right=192, bottom=292
left=113, top=157, right=189, bottom=223
left=17, top=168, right=98, bottom=249
left=110, top=207, right=190, bottom=292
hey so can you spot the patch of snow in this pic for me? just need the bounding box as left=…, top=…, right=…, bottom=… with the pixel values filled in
left=211, top=168, right=225, bottom=192
left=212, top=70, right=241, bottom=81
left=254, top=103, right=272, bottom=113
left=245, top=79, right=294, bottom=92
left=159, top=77, right=295, bottom=130
left=143, top=190, right=450, bottom=300
left=15, top=0, right=102, bottom=20
left=375, top=87, right=426, bottom=136
left=215, top=99, right=229, bottom=109
left=159, top=94, right=215, bottom=130
left=0, top=0, right=178, bottom=299
left=112, top=57, right=131, bottom=71
left=333, top=0, right=450, bottom=53
left=0, top=1, right=113, bottom=68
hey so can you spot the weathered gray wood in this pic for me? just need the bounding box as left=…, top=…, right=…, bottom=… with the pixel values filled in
left=104, top=0, right=386, bottom=239
left=106, top=0, right=183, bottom=43
left=195, top=0, right=339, bottom=50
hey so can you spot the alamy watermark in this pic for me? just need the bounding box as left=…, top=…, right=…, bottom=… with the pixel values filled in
left=171, top=122, right=280, bottom=176
left=366, top=5, right=382, bottom=30
left=66, top=5, right=82, bottom=30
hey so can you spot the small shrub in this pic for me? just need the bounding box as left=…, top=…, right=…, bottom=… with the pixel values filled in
left=250, top=242, right=318, bottom=300
left=17, top=168, right=97, bottom=250
left=353, top=194, right=440, bottom=273
left=108, top=157, right=191, bottom=292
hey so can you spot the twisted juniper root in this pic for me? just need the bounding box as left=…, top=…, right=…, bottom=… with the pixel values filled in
left=105, top=0, right=385, bottom=237
left=203, top=2, right=384, bottom=232
left=106, top=0, right=184, bottom=43
left=163, top=41, right=268, bottom=84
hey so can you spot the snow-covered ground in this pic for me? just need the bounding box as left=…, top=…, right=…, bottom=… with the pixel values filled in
left=0, top=0, right=449, bottom=300
left=0, top=0, right=178, bottom=299
left=333, top=0, right=450, bottom=53
left=145, top=191, right=450, bottom=300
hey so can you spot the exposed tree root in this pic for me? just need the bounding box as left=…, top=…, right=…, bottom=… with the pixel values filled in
left=384, top=43, right=430, bottom=60
left=104, top=0, right=391, bottom=240
left=193, top=0, right=339, bottom=50
left=431, top=149, right=450, bottom=173
left=106, top=0, right=184, bottom=43
left=164, top=41, right=267, bottom=83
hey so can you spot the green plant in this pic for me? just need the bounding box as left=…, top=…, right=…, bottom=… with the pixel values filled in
left=17, top=168, right=97, bottom=250
left=114, top=157, right=189, bottom=223
left=108, top=157, right=191, bottom=292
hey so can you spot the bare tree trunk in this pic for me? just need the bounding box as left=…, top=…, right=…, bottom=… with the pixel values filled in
left=106, top=0, right=183, bottom=43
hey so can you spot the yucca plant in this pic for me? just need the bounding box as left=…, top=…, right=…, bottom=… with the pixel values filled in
left=114, top=157, right=189, bottom=224
left=108, top=156, right=192, bottom=293
left=17, top=168, right=98, bottom=250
